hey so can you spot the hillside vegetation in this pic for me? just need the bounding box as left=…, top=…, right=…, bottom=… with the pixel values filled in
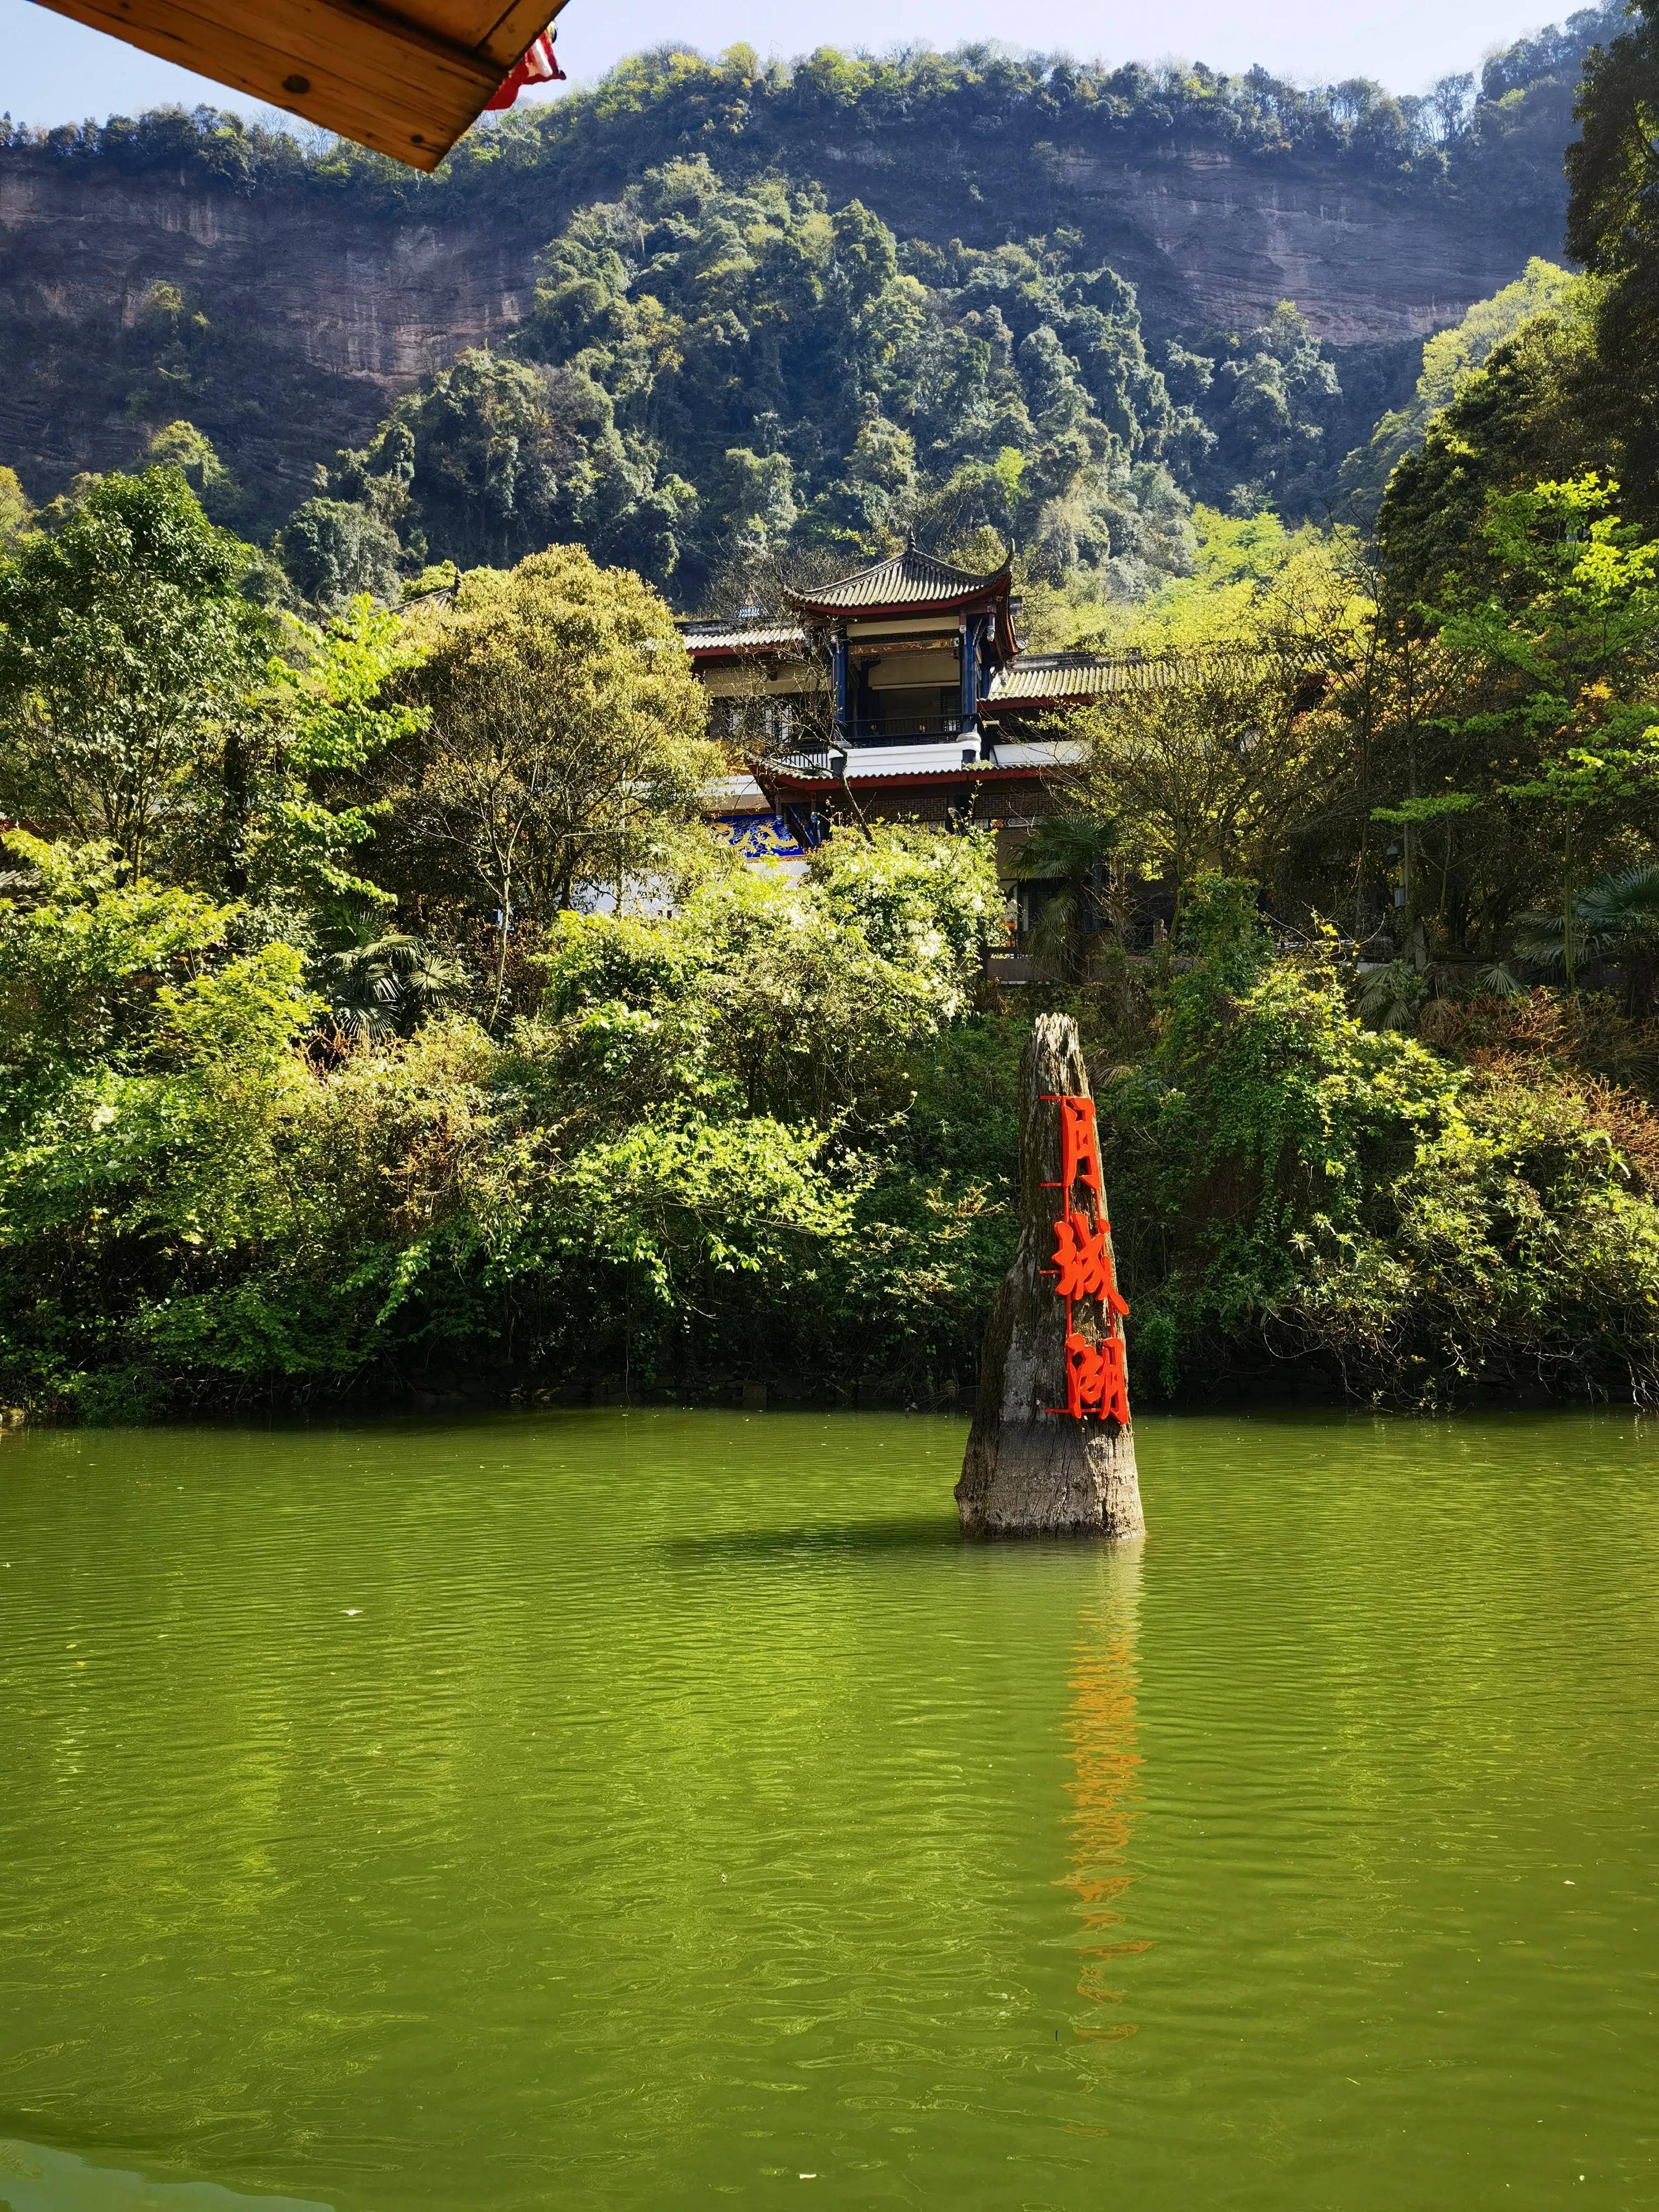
left=0, top=4, right=1630, bottom=578
left=5, top=12, right=1616, bottom=227
left=2, top=4, right=1658, bottom=1419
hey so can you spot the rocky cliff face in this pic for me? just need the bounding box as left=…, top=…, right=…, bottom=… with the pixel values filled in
left=1036, top=147, right=1541, bottom=345
left=0, top=157, right=546, bottom=514
left=819, top=134, right=1550, bottom=348
left=0, top=126, right=1566, bottom=520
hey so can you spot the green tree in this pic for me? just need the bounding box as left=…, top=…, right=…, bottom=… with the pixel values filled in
left=1014, top=813, right=1118, bottom=981
left=1433, top=476, right=1659, bottom=986
left=146, top=420, right=244, bottom=524
left=336, top=159, right=1195, bottom=603
left=1336, top=260, right=1581, bottom=525
left=0, top=832, right=325, bottom=1413
left=0, top=468, right=272, bottom=881
left=278, top=497, right=403, bottom=611
left=1069, top=523, right=1363, bottom=902
left=1374, top=12, right=1659, bottom=606
left=389, top=548, right=719, bottom=1020
left=1191, top=301, right=1342, bottom=513
left=257, top=596, right=430, bottom=903
left=1566, top=0, right=1659, bottom=517
left=808, top=821, right=997, bottom=998
left=0, top=467, right=33, bottom=550
left=328, top=350, right=698, bottom=583
left=1375, top=299, right=1604, bottom=608
left=1513, top=859, right=1659, bottom=1010
left=1098, top=895, right=1659, bottom=1406
left=0, top=832, right=234, bottom=1085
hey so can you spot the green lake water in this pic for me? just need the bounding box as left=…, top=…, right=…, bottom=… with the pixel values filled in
left=2, top=1409, right=1657, bottom=2210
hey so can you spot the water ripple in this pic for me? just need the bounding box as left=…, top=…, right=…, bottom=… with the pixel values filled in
left=2, top=1408, right=1657, bottom=2209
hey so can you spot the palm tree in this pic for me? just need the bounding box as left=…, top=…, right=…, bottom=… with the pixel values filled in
left=1512, top=861, right=1659, bottom=1013
left=1015, top=813, right=1119, bottom=982
left=1355, top=957, right=1427, bottom=1031
left=320, top=912, right=469, bottom=1039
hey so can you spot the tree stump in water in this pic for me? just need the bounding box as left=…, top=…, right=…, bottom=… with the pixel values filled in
left=956, top=1012, right=1144, bottom=1541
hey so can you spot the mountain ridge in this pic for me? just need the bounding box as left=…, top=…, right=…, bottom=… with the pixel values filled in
left=0, top=12, right=1619, bottom=532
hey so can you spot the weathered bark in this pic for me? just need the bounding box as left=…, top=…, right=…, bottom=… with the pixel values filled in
left=956, top=1013, right=1144, bottom=1541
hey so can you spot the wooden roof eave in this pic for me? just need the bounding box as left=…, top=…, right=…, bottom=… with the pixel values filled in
left=986, top=693, right=1110, bottom=713
left=30, top=0, right=567, bottom=171
left=786, top=587, right=1004, bottom=615
left=787, top=591, right=1018, bottom=658
left=785, top=561, right=1010, bottom=618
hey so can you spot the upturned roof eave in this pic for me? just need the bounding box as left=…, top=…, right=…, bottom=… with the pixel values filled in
left=783, top=559, right=1014, bottom=623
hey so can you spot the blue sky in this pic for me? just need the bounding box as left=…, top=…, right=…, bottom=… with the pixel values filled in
left=4, top=0, right=1561, bottom=129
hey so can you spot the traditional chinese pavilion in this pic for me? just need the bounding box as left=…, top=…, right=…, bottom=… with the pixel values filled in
left=686, top=544, right=1188, bottom=880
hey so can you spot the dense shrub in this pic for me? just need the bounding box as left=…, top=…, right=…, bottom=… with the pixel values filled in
left=5, top=837, right=1657, bottom=1417
left=1097, top=886, right=1659, bottom=1404
left=0, top=826, right=1011, bottom=1414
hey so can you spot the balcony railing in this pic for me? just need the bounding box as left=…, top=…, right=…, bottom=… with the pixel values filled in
left=762, top=725, right=985, bottom=781
left=844, top=711, right=971, bottom=744
left=767, top=743, right=838, bottom=780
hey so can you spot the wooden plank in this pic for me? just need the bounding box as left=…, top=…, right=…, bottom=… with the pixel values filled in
left=390, top=0, right=563, bottom=65
left=34, top=0, right=482, bottom=160
left=147, top=0, right=503, bottom=106
left=28, top=0, right=554, bottom=168
left=473, top=0, right=566, bottom=67
left=379, top=0, right=510, bottom=45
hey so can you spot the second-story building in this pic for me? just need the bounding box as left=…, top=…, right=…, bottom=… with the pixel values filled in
left=685, top=542, right=1188, bottom=885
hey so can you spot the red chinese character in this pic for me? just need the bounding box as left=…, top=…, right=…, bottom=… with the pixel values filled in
left=1050, top=1210, right=1130, bottom=1314
left=1044, top=1092, right=1132, bottom=1425
left=1065, top=1331, right=1131, bottom=1425
left=1058, top=1094, right=1105, bottom=1209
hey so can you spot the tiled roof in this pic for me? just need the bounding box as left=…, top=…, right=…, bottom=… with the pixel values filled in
left=682, top=622, right=808, bottom=655
left=987, top=652, right=1200, bottom=704
left=787, top=545, right=1010, bottom=613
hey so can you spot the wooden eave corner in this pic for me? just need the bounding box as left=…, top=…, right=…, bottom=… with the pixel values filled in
left=29, top=0, right=568, bottom=171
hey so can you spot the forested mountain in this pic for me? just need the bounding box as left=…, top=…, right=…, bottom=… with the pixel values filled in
left=0, top=5, right=1628, bottom=607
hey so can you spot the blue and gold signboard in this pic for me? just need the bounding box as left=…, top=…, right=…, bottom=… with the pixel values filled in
left=710, top=814, right=808, bottom=867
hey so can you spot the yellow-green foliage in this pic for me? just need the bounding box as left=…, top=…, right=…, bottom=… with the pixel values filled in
left=0, top=467, right=32, bottom=550
left=3, top=834, right=1655, bottom=1415
left=0, top=823, right=1009, bottom=1415
left=386, top=546, right=720, bottom=936
left=1338, top=260, right=1583, bottom=522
